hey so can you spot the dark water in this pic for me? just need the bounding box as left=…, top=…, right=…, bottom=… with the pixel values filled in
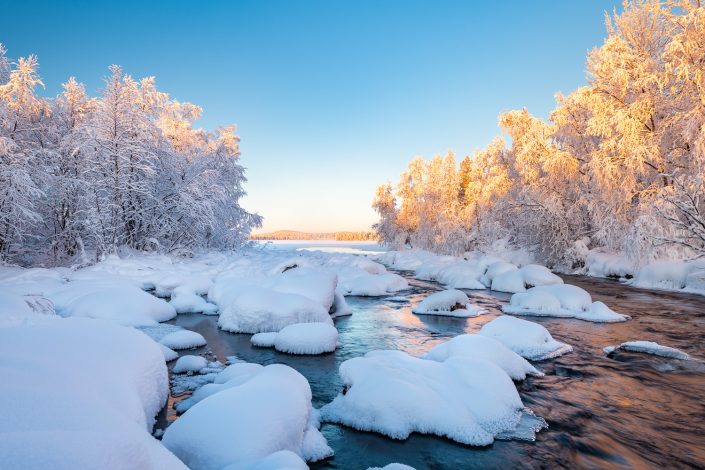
left=163, top=274, right=705, bottom=470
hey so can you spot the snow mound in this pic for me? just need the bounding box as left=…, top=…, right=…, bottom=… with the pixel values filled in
left=480, top=261, right=518, bottom=287
left=237, top=450, right=308, bottom=470
left=159, top=329, right=207, bottom=350
left=631, top=260, right=705, bottom=295
left=412, top=289, right=485, bottom=317
left=170, top=293, right=218, bottom=315
left=503, top=284, right=628, bottom=322
left=0, top=318, right=185, bottom=469
left=422, top=334, right=541, bottom=380
left=251, top=323, right=339, bottom=355
left=491, top=265, right=563, bottom=293
left=604, top=341, right=691, bottom=360
left=320, top=350, right=537, bottom=446
left=162, top=363, right=332, bottom=469
left=479, top=315, right=573, bottom=360
left=160, top=343, right=179, bottom=362
left=51, top=284, right=176, bottom=327
left=338, top=269, right=409, bottom=296
left=218, top=287, right=333, bottom=334
left=584, top=250, right=635, bottom=278
left=263, top=267, right=338, bottom=313
left=173, top=355, right=208, bottom=374
left=0, top=289, right=56, bottom=328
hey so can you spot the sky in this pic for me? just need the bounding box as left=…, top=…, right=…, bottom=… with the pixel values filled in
left=1, top=0, right=621, bottom=233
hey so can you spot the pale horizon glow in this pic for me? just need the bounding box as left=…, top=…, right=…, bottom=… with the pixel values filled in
left=1, top=0, right=621, bottom=233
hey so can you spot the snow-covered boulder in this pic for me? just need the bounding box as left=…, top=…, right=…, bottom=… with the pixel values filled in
left=218, top=287, right=333, bottom=334
left=422, top=334, right=541, bottom=380
left=604, top=341, right=691, bottom=360
left=170, top=293, right=218, bottom=315
left=173, top=355, right=208, bottom=374
left=50, top=283, right=176, bottom=327
left=480, top=261, right=518, bottom=288
left=503, top=284, right=628, bottom=322
left=479, top=315, right=573, bottom=360
left=412, top=289, right=485, bottom=317
left=263, top=267, right=338, bottom=313
left=320, top=350, right=540, bottom=446
left=251, top=323, right=338, bottom=355
left=162, top=363, right=332, bottom=469
left=159, top=329, right=207, bottom=350
left=0, top=318, right=186, bottom=469
left=491, top=264, right=563, bottom=293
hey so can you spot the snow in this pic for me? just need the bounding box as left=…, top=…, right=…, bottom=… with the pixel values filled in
left=162, top=363, right=332, bottom=469
left=631, top=259, right=705, bottom=295
left=412, top=289, right=485, bottom=317
left=0, top=289, right=56, bottom=328
left=604, top=341, right=691, bottom=360
left=491, top=264, right=563, bottom=293
left=237, top=450, right=308, bottom=470
left=0, top=318, right=185, bottom=469
left=218, top=286, right=333, bottom=334
left=480, top=261, right=518, bottom=287
left=583, top=250, right=636, bottom=279
left=422, top=334, right=541, bottom=380
left=503, top=284, right=629, bottom=322
left=160, top=343, right=179, bottom=362
left=170, top=293, right=218, bottom=315
left=251, top=323, right=339, bottom=355
left=479, top=315, right=573, bottom=361
left=368, top=465, right=416, bottom=470
left=320, top=349, right=538, bottom=446
left=159, top=329, right=207, bottom=350
left=173, top=355, right=208, bottom=374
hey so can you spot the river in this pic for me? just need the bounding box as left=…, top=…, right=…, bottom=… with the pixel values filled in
left=160, top=267, right=705, bottom=469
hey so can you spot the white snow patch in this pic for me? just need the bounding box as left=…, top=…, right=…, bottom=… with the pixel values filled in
left=604, top=341, right=691, bottom=360
left=251, top=323, right=339, bottom=355
left=159, top=329, right=207, bottom=350
left=173, top=355, right=208, bottom=374
left=479, top=315, right=573, bottom=361
left=412, top=289, right=485, bottom=317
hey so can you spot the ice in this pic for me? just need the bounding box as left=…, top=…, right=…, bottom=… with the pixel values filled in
left=491, top=264, right=563, bottom=293
left=0, top=318, right=185, bottom=469
left=173, top=355, right=208, bottom=374
left=503, top=284, right=629, bottom=322
left=162, top=363, right=332, bottom=469
left=251, top=323, right=339, bottom=355
left=412, top=289, right=485, bottom=317
left=320, top=350, right=538, bottom=446
left=218, top=287, right=333, bottom=334
left=479, top=315, right=573, bottom=360
left=331, top=288, right=353, bottom=317
left=422, top=334, right=542, bottom=380
left=159, top=329, right=207, bottom=350
left=604, top=341, right=691, bottom=360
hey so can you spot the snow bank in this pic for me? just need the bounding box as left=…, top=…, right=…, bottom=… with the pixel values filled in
left=0, top=318, right=185, bottom=469
left=604, top=341, right=691, bottom=360
left=479, top=315, right=573, bottom=360
left=159, top=329, right=207, bottom=350
left=218, top=287, right=333, bottom=334
left=251, top=323, right=338, bottom=355
left=415, top=258, right=486, bottom=290
left=412, top=289, right=485, bottom=317
left=173, top=355, right=208, bottom=374
left=503, top=284, right=628, bottom=322
left=631, top=259, right=705, bottom=295
left=422, top=334, right=541, bottom=380
left=162, top=363, right=332, bottom=469
left=491, top=264, right=563, bottom=293
left=337, top=269, right=409, bottom=296
left=0, top=289, right=56, bottom=328
left=320, top=350, right=537, bottom=446
left=584, top=250, right=635, bottom=279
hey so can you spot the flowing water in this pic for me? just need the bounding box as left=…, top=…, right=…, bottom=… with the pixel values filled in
left=161, top=273, right=705, bottom=469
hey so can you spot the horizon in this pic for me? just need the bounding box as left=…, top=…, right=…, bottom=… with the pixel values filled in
left=2, top=0, right=621, bottom=233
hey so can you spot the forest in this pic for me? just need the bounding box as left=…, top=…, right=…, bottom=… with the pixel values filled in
left=0, top=48, right=261, bottom=265
left=373, top=0, right=705, bottom=269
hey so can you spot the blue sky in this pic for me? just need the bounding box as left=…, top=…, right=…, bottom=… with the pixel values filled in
left=1, top=0, right=620, bottom=232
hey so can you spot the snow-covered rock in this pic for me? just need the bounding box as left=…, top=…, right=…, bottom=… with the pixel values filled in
left=251, top=323, right=338, bottom=355
left=491, top=264, right=563, bottom=293
left=162, top=363, right=332, bottom=469
left=173, top=355, right=208, bottom=374
left=159, top=329, right=207, bottom=350
left=604, top=341, right=691, bottom=360
left=479, top=315, right=573, bottom=360
left=422, top=334, right=541, bottom=380
left=0, top=318, right=185, bottom=469
left=503, top=284, right=628, bottom=322
left=218, top=287, right=333, bottom=334
left=368, top=464, right=416, bottom=470
left=170, top=293, right=218, bottom=315
left=480, top=261, right=518, bottom=287
left=160, top=343, right=179, bottom=362
left=412, top=289, right=485, bottom=317
left=320, top=349, right=539, bottom=446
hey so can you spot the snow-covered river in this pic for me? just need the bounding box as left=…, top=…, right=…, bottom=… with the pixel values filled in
left=160, top=269, right=705, bottom=469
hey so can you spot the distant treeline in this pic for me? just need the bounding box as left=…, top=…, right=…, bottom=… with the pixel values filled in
left=250, top=230, right=379, bottom=241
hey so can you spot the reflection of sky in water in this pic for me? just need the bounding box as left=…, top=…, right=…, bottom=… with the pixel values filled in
left=162, top=272, right=705, bottom=469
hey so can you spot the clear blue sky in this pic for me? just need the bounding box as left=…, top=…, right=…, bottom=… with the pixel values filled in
left=1, top=0, right=620, bottom=233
